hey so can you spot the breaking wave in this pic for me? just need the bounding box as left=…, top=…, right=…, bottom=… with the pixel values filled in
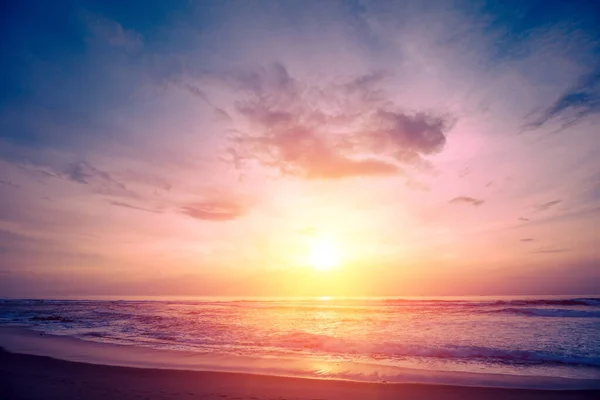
left=2, top=296, right=600, bottom=382
left=491, top=308, right=600, bottom=318
left=274, top=331, right=600, bottom=367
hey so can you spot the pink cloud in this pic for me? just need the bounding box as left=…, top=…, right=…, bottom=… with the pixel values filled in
left=182, top=195, right=249, bottom=221
left=449, top=196, right=484, bottom=206
left=219, top=64, right=453, bottom=179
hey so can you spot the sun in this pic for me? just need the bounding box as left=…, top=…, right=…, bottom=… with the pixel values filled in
left=308, top=236, right=341, bottom=271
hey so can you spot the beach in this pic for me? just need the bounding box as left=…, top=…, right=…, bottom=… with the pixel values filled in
left=3, top=346, right=600, bottom=400
left=1, top=326, right=600, bottom=400
left=2, top=344, right=600, bottom=400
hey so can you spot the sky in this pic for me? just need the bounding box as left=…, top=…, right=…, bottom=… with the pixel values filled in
left=1, top=0, right=600, bottom=298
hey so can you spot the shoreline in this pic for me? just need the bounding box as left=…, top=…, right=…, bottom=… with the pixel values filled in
left=2, top=347, right=600, bottom=400
left=1, top=326, right=600, bottom=392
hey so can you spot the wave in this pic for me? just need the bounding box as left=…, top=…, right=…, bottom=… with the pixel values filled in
left=273, top=331, right=600, bottom=367
left=13, top=325, right=600, bottom=369
left=382, top=298, right=600, bottom=307
left=489, top=298, right=600, bottom=307
left=220, top=297, right=600, bottom=308
left=3, top=297, right=600, bottom=309
left=491, top=308, right=600, bottom=318
left=29, top=315, right=75, bottom=323
left=176, top=297, right=600, bottom=314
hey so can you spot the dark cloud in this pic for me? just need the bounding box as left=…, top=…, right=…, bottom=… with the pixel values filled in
left=108, top=201, right=161, bottom=214
left=221, top=64, right=453, bottom=179
left=449, top=196, right=484, bottom=206
left=525, top=204, right=600, bottom=228
left=183, top=84, right=211, bottom=103
left=369, top=110, right=448, bottom=162
left=527, top=70, right=600, bottom=129
left=86, top=16, right=144, bottom=51
left=520, top=238, right=534, bottom=242
left=530, top=248, right=571, bottom=254
left=182, top=197, right=248, bottom=221
left=63, top=161, right=139, bottom=199
left=21, top=160, right=139, bottom=199
left=533, top=200, right=562, bottom=212
left=0, top=180, right=19, bottom=189
left=518, top=217, right=530, bottom=221
left=183, top=84, right=234, bottom=123
left=64, top=161, right=114, bottom=185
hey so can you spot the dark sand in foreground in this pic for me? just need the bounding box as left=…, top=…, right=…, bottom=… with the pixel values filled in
left=1, top=348, right=599, bottom=400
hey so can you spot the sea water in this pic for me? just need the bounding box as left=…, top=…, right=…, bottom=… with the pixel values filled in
left=1, top=296, right=599, bottom=385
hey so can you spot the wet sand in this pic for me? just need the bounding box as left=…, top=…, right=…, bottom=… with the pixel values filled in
left=1, top=327, right=599, bottom=400
left=3, top=349, right=600, bottom=400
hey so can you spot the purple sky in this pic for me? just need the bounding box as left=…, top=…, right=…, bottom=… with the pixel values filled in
left=1, top=1, right=600, bottom=297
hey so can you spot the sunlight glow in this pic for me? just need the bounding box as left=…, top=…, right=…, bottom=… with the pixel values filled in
left=308, top=236, right=341, bottom=271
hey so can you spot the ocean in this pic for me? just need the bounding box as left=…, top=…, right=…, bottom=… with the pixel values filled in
left=1, top=296, right=599, bottom=386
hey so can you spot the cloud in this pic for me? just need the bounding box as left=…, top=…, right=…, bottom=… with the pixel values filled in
left=518, top=217, right=530, bottom=221
left=64, top=161, right=139, bottom=199
left=182, top=196, right=248, bottom=221
left=219, top=64, right=452, bottom=179
left=21, top=160, right=139, bottom=199
left=64, top=161, right=113, bottom=185
left=449, top=196, right=484, bottom=206
left=533, top=200, right=562, bottom=212
left=108, top=201, right=161, bottom=214
left=0, top=180, right=19, bottom=189
left=86, top=15, right=144, bottom=52
left=530, top=248, right=571, bottom=254
left=527, top=70, right=600, bottom=129
left=520, top=238, right=534, bottom=242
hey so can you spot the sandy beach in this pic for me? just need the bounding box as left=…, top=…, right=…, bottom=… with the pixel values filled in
left=3, top=347, right=600, bottom=400
left=1, top=327, right=599, bottom=400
